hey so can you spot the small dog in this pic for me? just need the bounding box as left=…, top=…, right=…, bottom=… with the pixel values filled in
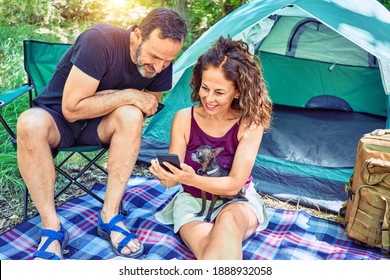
left=191, top=145, right=248, bottom=222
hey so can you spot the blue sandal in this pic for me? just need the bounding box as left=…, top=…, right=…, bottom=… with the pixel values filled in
left=97, top=214, right=144, bottom=258
left=33, top=223, right=69, bottom=260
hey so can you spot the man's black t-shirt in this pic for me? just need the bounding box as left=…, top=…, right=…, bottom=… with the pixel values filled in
left=33, top=24, right=173, bottom=113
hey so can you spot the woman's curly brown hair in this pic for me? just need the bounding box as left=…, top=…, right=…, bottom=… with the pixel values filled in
left=190, top=36, right=272, bottom=129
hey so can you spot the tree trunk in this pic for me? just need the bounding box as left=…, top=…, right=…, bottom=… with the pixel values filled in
left=172, top=0, right=192, bottom=42
left=221, top=0, right=246, bottom=17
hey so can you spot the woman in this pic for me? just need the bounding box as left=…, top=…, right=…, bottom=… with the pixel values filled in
left=150, top=36, right=272, bottom=260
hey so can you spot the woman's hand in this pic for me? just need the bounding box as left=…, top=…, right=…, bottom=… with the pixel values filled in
left=149, top=158, right=167, bottom=180
left=149, top=158, right=196, bottom=188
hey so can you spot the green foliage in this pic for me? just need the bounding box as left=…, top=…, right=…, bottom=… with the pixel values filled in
left=379, top=0, right=390, bottom=9
left=186, top=0, right=250, bottom=41
left=189, top=0, right=221, bottom=38
left=0, top=0, right=48, bottom=25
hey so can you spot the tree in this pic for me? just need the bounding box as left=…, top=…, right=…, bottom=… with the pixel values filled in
left=172, top=0, right=192, bottom=41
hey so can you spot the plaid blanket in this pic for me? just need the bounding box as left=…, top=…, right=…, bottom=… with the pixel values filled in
left=0, top=176, right=386, bottom=260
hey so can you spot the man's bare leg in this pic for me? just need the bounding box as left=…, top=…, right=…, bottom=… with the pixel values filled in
left=97, top=105, right=144, bottom=255
left=16, top=108, right=62, bottom=257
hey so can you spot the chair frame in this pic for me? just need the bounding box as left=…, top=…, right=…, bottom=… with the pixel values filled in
left=1, top=40, right=113, bottom=221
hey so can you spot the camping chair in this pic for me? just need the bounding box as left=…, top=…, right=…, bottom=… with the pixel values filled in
left=0, top=40, right=115, bottom=221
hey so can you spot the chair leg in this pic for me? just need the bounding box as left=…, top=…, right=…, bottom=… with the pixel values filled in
left=22, top=175, right=128, bottom=221
left=54, top=149, right=107, bottom=202
left=22, top=148, right=128, bottom=221
left=0, top=114, right=16, bottom=140
left=55, top=166, right=128, bottom=216
left=78, top=151, right=108, bottom=175
left=54, top=166, right=105, bottom=204
left=23, top=186, right=29, bottom=222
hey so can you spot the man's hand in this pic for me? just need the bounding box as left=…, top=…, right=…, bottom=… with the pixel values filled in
left=127, top=90, right=159, bottom=117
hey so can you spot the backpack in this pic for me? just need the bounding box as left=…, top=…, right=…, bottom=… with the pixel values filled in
left=341, top=129, right=390, bottom=256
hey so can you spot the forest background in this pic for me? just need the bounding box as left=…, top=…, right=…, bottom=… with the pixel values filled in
left=0, top=0, right=389, bottom=232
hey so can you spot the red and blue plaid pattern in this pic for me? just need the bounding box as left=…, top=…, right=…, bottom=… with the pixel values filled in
left=0, top=176, right=386, bottom=260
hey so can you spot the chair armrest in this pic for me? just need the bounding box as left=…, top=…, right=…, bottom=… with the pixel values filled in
left=0, top=84, right=34, bottom=108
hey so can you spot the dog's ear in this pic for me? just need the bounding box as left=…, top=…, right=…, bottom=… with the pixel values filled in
left=212, top=147, right=224, bottom=157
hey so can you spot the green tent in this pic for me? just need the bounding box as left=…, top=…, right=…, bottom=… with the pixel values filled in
left=140, top=0, right=390, bottom=213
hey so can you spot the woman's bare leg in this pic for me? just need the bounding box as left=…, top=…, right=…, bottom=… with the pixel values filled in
left=179, top=203, right=259, bottom=260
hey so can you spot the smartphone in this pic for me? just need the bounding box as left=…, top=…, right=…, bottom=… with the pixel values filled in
left=156, top=153, right=181, bottom=172
left=157, top=103, right=165, bottom=112
left=146, top=103, right=165, bottom=118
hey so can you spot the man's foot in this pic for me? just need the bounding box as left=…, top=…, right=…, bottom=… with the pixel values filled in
left=97, top=213, right=144, bottom=258
left=106, top=218, right=141, bottom=255
left=33, top=224, right=69, bottom=260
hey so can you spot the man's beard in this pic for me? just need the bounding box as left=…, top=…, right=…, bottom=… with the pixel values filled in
left=135, top=44, right=157, bottom=79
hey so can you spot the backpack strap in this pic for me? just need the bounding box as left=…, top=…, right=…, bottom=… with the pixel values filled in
left=378, top=195, right=390, bottom=255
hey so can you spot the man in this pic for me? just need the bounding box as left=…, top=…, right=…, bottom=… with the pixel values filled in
left=16, top=8, right=187, bottom=259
